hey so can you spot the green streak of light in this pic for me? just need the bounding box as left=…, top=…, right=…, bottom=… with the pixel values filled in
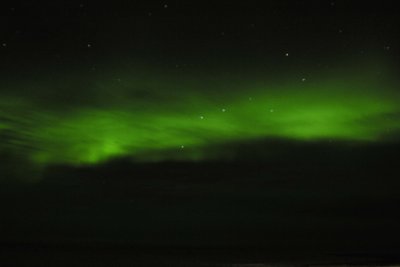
left=1, top=75, right=399, bottom=166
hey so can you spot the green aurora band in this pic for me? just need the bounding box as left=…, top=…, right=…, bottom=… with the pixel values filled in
left=1, top=66, right=399, bottom=167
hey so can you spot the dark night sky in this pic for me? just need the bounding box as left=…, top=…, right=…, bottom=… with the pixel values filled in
left=1, top=0, right=400, bottom=265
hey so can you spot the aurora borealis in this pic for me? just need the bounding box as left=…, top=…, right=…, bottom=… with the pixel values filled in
left=1, top=1, right=400, bottom=265
left=1, top=64, right=399, bottom=166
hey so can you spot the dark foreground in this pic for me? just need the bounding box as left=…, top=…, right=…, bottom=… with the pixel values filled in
left=1, top=141, right=400, bottom=266
left=1, top=243, right=400, bottom=267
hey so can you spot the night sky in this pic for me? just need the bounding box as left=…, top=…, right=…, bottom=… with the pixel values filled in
left=1, top=1, right=400, bottom=265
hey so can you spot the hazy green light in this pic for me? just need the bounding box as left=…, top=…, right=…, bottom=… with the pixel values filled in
left=1, top=68, right=399, bottom=166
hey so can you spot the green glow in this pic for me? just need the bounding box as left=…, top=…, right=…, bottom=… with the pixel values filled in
left=1, top=67, right=399, bottom=166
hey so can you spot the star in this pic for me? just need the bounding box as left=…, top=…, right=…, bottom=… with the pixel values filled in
left=164, top=4, right=168, bottom=8
left=270, top=109, right=274, bottom=113
left=285, top=53, right=289, bottom=57
left=2, top=43, right=7, bottom=47
left=302, top=78, right=306, bottom=82
left=199, top=115, right=204, bottom=120
left=180, top=145, right=185, bottom=149
left=221, top=108, right=226, bottom=112
left=87, top=43, right=92, bottom=48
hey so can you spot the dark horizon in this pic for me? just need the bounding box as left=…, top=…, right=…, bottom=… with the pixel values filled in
left=2, top=140, right=400, bottom=265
